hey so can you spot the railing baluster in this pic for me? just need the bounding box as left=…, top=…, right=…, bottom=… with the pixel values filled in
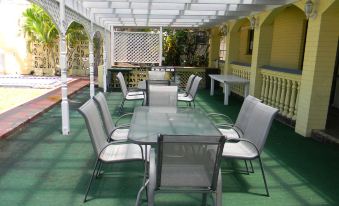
left=293, top=81, right=301, bottom=120
left=268, top=76, right=274, bottom=106
left=275, top=77, right=282, bottom=108
left=261, top=74, right=266, bottom=101
left=271, top=76, right=277, bottom=107
left=288, top=80, right=297, bottom=118
left=279, top=79, right=286, bottom=114
left=264, top=75, right=270, bottom=104
left=283, top=79, right=291, bottom=117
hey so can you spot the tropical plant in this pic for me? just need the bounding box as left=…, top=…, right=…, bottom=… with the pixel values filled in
left=163, top=29, right=209, bottom=66
left=22, top=4, right=59, bottom=75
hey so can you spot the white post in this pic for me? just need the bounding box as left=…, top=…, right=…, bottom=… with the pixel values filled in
left=89, top=12, right=95, bottom=98
left=159, top=27, right=163, bottom=66
left=60, top=0, right=70, bottom=135
left=103, top=28, right=108, bottom=92
left=111, top=26, right=115, bottom=66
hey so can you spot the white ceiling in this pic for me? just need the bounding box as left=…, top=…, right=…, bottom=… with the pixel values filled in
left=66, top=0, right=299, bottom=28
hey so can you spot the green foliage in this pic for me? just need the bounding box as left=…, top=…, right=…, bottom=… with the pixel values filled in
left=163, top=29, right=209, bottom=67
left=22, top=4, right=58, bottom=53
left=66, top=22, right=88, bottom=47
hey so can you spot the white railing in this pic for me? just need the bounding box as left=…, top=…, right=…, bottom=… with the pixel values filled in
left=231, top=64, right=251, bottom=96
left=260, top=68, right=301, bottom=120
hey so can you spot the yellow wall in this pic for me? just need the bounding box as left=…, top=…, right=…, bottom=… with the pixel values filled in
left=237, top=21, right=252, bottom=64
left=270, top=6, right=307, bottom=69
left=208, top=27, right=221, bottom=67
left=0, top=1, right=30, bottom=74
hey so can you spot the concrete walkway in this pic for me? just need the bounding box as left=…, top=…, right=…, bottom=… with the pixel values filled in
left=0, top=78, right=89, bottom=139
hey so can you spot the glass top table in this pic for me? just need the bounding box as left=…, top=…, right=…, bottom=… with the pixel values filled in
left=128, top=106, right=222, bottom=145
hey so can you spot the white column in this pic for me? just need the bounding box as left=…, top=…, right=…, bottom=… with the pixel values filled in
left=111, top=26, right=115, bottom=66
left=89, top=39, right=94, bottom=97
left=89, top=13, right=95, bottom=98
left=103, top=29, right=108, bottom=92
left=60, top=0, right=69, bottom=135
left=159, top=27, right=163, bottom=66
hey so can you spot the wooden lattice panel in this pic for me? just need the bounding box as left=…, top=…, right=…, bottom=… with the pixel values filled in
left=113, top=32, right=160, bottom=64
left=176, top=69, right=206, bottom=89
left=30, top=40, right=89, bottom=76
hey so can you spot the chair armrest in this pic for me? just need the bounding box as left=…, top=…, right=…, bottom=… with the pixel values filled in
left=207, top=113, right=234, bottom=125
left=227, top=138, right=260, bottom=155
left=99, top=139, right=130, bottom=156
left=115, top=113, right=133, bottom=126
left=128, top=87, right=143, bottom=92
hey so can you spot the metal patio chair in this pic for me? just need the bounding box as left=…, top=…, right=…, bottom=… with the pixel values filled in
left=222, top=102, right=278, bottom=196
left=178, top=74, right=196, bottom=97
left=145, top=79, right=170, bottom=106
left=177, top=76, right=202, bottom=108
left=148, top=85, right=178, bottom=107
left=116, top=72, right=144, bottom=113
left=78, top=99, right=146, bottom=202
left=144, top=134, right=226, bottom=206
left=209, top=95, right=261, bottom=174
left=148, top=70, right=166, bottom=80
left=208, top=95, right=261, bottom=139
left=93, top=92, right=132, bottom=141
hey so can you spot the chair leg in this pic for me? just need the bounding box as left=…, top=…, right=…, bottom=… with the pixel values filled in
left=215, top=169, right=222, bottom=206
left=258, top=156, right=269, bottom=197
left=249, top=160, right=254, bottom=173
left=244, top=160, right=249, bottom=175
left=146, top=179, right=155, bottom=206
left=84, top=158, right=100, bottom=202
left=95, top=161, right=103, bottom=178
left=193, top=101, right=195, bottom=108
left=201, top=193, right=208, bottom=206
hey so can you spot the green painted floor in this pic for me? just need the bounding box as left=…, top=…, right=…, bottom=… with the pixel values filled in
left=1, top=87, right=339, bottom=206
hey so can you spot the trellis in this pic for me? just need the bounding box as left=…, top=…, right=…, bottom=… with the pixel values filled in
left=113, top=31, right=161, bottom=64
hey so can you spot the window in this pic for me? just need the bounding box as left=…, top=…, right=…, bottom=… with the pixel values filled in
left=219, top=36, right=227, bottom=61
left=247, top=29, right=254, bottom=55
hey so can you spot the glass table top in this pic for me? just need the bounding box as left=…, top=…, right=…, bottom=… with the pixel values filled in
left=128, top=106, right=222, bottom=145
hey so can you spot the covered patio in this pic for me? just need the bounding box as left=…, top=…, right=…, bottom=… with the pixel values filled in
left=1, top=0, right=339, bottom=205
left=1, top=87, right=339, bottom=205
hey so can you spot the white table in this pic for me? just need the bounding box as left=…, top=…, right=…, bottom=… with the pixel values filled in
left=209, top=74, right=250, bottom=105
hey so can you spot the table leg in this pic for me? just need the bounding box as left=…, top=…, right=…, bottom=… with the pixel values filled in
left=224, top=83, right=229, bottom=105
left=244, top=83, right=249, bottom=97
left=210, top=78, right=215, bottom=96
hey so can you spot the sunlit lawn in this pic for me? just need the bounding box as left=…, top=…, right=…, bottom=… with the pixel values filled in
left=0, top=87, right=51, bottom=114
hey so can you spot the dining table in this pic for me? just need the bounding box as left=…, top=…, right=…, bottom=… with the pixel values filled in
left=128, top=106, right=222, bottom=145
left=209, top=74, right=250, bottom=105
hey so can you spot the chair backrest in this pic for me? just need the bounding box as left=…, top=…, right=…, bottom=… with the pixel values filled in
left=184, top=74, right=196, bottom=92
left=233, top=95, right=261, bottom=136
left=116, top=72, right=128, bottom=97
left=148, top=70, right=166, bottom=80
left=145, top=80, right=170, bottom=106
left=156, top=135, right=225, bottom=191
left=78, top=99, right=107, bottom=157
left=188, top=76, right=202, bottom=98
left=243, top=102, right=278, bottom=153
left=148, top=85, right=178, bottom=107
left=93, top=92, right=114, bottom=137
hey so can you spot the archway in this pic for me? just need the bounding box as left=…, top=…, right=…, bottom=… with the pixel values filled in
left=229, top=18, right=252, bottom=65
left=263, top=5, right=307, bottom=70
left=66, top=21, right=89, bottom=77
